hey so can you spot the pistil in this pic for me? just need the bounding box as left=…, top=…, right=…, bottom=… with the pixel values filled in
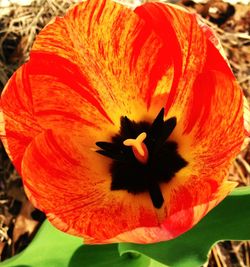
left=123, top=132, right=148, bottom=164
left=95, top=109, right=188, bottom=209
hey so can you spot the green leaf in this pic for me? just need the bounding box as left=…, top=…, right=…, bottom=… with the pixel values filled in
left=0, top=220, right=165, bottom=267
left=68, top=245, right=166, bottom=267
left=0, top=187, right=249, bottom=267
left=119, top=187, right=250, bottom=267
left=0, top=220, right=82, bottom=267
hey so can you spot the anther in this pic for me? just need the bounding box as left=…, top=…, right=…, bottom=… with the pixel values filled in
left=123, top=132, right=148, bottom=164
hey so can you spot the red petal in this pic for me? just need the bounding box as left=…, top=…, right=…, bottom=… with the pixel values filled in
left=133, top=2, right=245, bottom=242
left=0, top=0, right=246, bottom=244
left=135, top=3, right=208, bottom=115
left=21, top=128, right=159, bottom=241
left=31, top=0, right=174, bottom=120
left=1, top=68, right=42, bottom=172
left=1, top=0, right=174, bottom=242
left=181, top=70, right=244, bottom=183
left=161, top=180, right=237, bottom=239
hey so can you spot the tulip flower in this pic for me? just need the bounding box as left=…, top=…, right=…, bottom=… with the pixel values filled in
left=0, top=0, right=249, bottom=244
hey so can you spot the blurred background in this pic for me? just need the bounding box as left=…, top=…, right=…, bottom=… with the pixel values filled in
left=0, top=0, right=249, bottom=266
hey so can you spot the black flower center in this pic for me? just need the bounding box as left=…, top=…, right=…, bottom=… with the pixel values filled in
left=96, top=108, right=187, bottom=209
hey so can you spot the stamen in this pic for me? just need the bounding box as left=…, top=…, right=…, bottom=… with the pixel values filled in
left=96, top=111, right=186, bottom=210
left=123, top=132, right=148, bottom=164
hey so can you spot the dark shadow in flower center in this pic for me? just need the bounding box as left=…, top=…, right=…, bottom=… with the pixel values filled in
left=96, top=108, right=188, bottom=209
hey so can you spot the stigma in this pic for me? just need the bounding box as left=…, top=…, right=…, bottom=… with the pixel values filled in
left=95, top=108, right=188, bottom=209
left=123, top=132, right=148, bottom=164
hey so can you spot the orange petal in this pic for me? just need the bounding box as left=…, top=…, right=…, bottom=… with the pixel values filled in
left=135, top=3, right=208, bottom=112
left=85, top=180, right=237, bottom=244
left=0, top=57, right=115, bottom=172
left=180, top=70, right=244, bottom=185
left=135, top=2, right=244, bottom=203
left=21, top=128, right=160, bottom=241
left=132, top=2, right=245, bottom=241
left=0, top=0, right=246, bottom=245
left=0, top=0, right=175, bottom=243
left=31, top=0, right=174, bottom=122
left=153, top=70, right=244, bottom=242
left=161, top=180, right=237, bottom=239
left=0, top=67, right=42, bottom=172
left=243, top=96, right=250, bottom=138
